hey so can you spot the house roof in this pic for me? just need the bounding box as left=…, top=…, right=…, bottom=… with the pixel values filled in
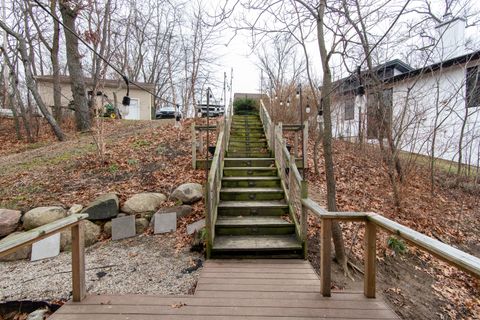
left=386, top=50, right=480, bottom=84
left=35, top=75, right=156, bottom=90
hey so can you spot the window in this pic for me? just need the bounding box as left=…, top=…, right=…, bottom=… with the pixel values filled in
left=344, top=100, right=354, bottom=120
left=466, top=66, right=480, bottom=108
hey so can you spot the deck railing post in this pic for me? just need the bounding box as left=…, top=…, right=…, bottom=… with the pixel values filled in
left=191, top=123, right=196, bottom=169
left=72, top=221, right=85, bottom=302
left=300, top=180, right=308, bottom=258
left=303, top=120, right=308, bottom=170
left=320, top=219, right=332, bottom=297
left=364, top=221, right=377, bottom=298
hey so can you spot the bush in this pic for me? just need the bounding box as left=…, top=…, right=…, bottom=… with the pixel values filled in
left=233, top=98, right=258, bottom=115
left=387, top=236, right=407, bottom=255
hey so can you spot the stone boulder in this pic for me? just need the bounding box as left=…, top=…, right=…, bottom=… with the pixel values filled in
left=60, top=220, right=101, bottom=251
left=171, top=183, right=203, bottom=204
left=135, top=218, right=149, bottom=234
left=0, top=209, right=21, bottom=237
left=103, top=221, right=112, bottom=237
left=0, top=232, right=31, bottom=261
left=121, top=193, right=166, bottom=214
left=82, top=193, right=119, bottom=220
left=23, top=207, right=67, bottom=230
left=68, top=204, right=83, bottom=215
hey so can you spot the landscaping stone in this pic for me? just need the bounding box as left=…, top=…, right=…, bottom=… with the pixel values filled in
left=67, top=204, right=83, bottom=215
left=112, top=216, right=136, bottom=241
left=82, top=193, right=119, bottom=220
left=187, top=219, right=206, bottom=235
left=171, top=183, right=203, bottom=204
left=104, top=221, right=112, bottom=237
left=0, top=209, right=21, bottom=237
left=60, top=220, right=101, bottom=251
left=121, top=193, right=166, bottom=214
left=154, top=212, right=176, bottom=234
left=23, top=207, right=67, bottom=230
left=0, top=232, right=31, bottom=261
left=135, top=218, right=149, bottom=234
left=149, top=205, right=193, bottom=228
left=27, top=309, right=49, bottom=320
left=31, top=233, right=60, bottom=261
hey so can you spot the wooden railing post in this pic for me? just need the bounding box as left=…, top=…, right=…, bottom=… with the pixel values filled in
left=301, top=180, right=308, bottom=258
left=191, top=123, right=196, bottom=169
left=364, top=221, right=377, bottom=298
left=320, top=219, right=332, bottom=297
left=293, top=132, right=299, bottom=157
left=72, top=221, right=85, bottom=302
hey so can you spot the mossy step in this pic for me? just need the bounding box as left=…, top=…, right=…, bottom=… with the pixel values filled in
left=215, top=216, right=295, bottom=236
left=229, top=142, right=268, bottom=148
left=223, top=167, right=277, bottom=177
left=218, top=200, right=289, bottom=216
left=224, top=158, right=274, bottom=167
left=220, top=187, right=284, bottom=201
left=212, top=235, right=302, bottom=252
left=222, top=176, right=281, bottom=188
left=226, top=152, right=272, bottom=158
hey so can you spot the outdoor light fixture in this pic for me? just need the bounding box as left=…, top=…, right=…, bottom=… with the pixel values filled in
left=306, top=105, right=311, bottom=114
left=280, top=100, right=284, bottom=106
left=122, top=76, right=131, bottom=106
left=296, top=89, right=300, bottom=99
left=287, top=97, right=291, bottom=107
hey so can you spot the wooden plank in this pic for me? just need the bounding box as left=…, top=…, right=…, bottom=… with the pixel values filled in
left=204, top=259, right=308, bottom=264
left=193, top=290, right=379, bottom=301
left=364, top=221, right=376, bottom=299
left=321, top=219, right=332, bottom=297
left=200, top=272, right=319, bottom=280
left=212, top=235, right=302, bottom=251
left=368, top=213, right=480, bottom=278
left=301, top=199, right=367, bottom=221
left=203, top=260, right=312, bottom=268
left=195, top=283, right=320, bottom=292
left=191, top=123, right=196, bottom=169
left=72, top=295, right=388, bottom=309
left=71, top=222, right=85, bottom=302
left=51, top=315, right=396, bottom=320
left=54, top=305, right=398, bottom=319
left=0, top=214, right=88, bottom=257
left=198, top=278, right=317, bottom=286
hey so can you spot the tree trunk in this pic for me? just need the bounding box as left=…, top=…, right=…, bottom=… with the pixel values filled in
left=0, top=20, right=65, bottom=141
left=51, top=0, right=63, bottom=122
left=315, top=1, right=348, bottom=271
left=59, top=1, right=90, bottom=131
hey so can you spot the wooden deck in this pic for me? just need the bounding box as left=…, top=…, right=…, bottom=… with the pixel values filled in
left=49, top=260, right=399, bottom=319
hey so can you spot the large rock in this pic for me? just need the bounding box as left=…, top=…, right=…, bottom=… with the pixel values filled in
left=82, top=193, right=119, bottom=220
left=121, top=193, right=166, bottom=214
left=0, top=232, right=31, bottom=261
left=0, top=209, right=21, bottom=237
left=171, top=183, right=203, bottom=204
left=60, top=220, right=101, bottom=251
left=23, top=207, right=67, bottom=230
left=135, top=218, right=149, bottom=234
left=68, top=204, right=83, bottom=215
left=104, top=221, right=112, bottom=237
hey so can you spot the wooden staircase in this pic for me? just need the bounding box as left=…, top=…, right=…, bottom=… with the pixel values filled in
left=211, top=114, right=303, bottom=258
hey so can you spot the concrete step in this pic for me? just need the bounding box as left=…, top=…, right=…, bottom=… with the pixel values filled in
left=216, top=216, right=295, bottom=236
left=220, top=187, right=285, bottom=201
left=223, top=167, right=277, bottom=177
left=222, top=176, right=281, bottom=188
left=224, top=158, right=274, bottom=167
left=218, top=200, right=289, bottom=216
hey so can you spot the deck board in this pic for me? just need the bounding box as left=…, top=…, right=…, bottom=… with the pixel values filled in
left=49, top=259, right=399, bottom=319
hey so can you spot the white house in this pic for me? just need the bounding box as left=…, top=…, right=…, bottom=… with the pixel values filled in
left=35, top=76, right=155, bottom=120
left=330, top=17, right=480, bottom=167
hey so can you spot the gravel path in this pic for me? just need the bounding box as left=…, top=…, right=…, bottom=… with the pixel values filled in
left=0, top=234, right=203, bottom=302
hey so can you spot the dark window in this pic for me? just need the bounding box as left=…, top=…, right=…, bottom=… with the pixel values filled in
left=344, top=99, right=354, bottom=120
left=466, top=66, right=480, bottom=108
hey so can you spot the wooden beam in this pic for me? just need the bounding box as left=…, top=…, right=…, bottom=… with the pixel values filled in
left=368, top=213, right=480, bottom=279
left=364, top=221, right=376, bottom=298
left=72, top=221, right=85, bottom=302
left=191, top=123, right=196, bottom=169
left=301, top=199, right=367, bottom=221
left=195, top=125, right=217, bottom=130
left=320, top=219, right=332, bottom=297
left=0, top=214, right=88, bottom=257
left=303, top=121, right=308, bottom=170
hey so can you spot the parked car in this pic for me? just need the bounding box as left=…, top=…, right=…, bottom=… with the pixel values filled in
left=156, top=106, right=176, bottom=119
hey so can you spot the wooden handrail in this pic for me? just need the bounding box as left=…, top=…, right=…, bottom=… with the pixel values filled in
left=301, top=198, right=480, bottom=298
left=0, top=213, right=88, bottom=302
